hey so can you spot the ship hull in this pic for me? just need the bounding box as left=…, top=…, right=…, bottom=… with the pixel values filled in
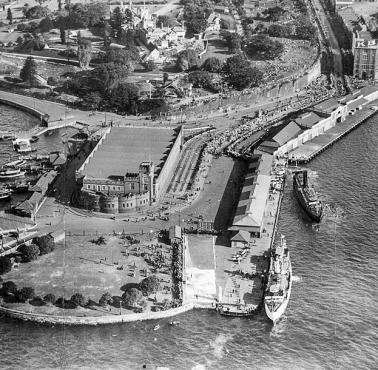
left=265, top=262, right=292, bottom=324
left=293, top=176, right=322, bottom=222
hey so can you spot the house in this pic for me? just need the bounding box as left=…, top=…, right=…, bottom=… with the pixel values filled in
left=169, top=225, right=182, bottom=244
left=206, top=13, right=221, bottom=32
left=172, top=26, right=185, bottom=39
left=145, top=48, right=160, bottom=62
left=230, top=230, right=250, bottom=248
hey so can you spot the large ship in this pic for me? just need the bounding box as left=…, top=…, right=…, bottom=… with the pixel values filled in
left=264, top=235, right=292, bottom=324
left=293, top=169, right=322, bottom=222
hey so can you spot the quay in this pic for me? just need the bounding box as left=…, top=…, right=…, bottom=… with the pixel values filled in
left=288, top=106, right=378, bottom=164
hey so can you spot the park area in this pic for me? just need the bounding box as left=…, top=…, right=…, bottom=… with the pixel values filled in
left=0, top=233, right=178, bottom=317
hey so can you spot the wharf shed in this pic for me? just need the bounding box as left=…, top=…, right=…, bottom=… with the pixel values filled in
left=294, top=112, right=323, bottom=129
left=76, top=126, right=183, bottom=213
left=312, top=97, right=347, bottom=122
left=229, top=154, right=272, bottom=238
left=258, top=122, right=302, bottom=153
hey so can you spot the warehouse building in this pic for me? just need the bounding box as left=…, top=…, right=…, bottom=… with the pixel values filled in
left=76, top=126, right=183, bottom=213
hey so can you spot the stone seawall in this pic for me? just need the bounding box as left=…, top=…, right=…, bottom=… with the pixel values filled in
left=0, top=97, right=46, bottom=124
left=0, top=303, right=195, bottom=326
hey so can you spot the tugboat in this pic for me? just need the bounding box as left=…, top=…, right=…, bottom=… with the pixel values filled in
left=293, top=169, right=322, bottom=222
left=264, top=235, right=292, bottom=324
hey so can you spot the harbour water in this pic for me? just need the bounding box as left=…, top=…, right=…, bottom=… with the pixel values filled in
left=0, top=105, right=377, bottom=369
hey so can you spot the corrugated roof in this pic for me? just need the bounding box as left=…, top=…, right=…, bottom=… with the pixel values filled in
left=348, top=97, right=368, bottom=111
left=313, top=98, right=340, bottom=113
left=80, top=127, right=178, bottom=180
left=295, top=112, right=323, bottom=129
left=247, top=153, right=273, bottom=176
left=271, top=121, right=302, bottom=146
left=230, top=230, right=250, bottom=242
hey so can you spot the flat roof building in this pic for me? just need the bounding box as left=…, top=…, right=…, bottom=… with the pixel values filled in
left=77, top=126, right=183, bottom=213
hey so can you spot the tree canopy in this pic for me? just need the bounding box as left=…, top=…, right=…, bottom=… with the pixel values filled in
left=0, top=256, right=12, bottom=275
left=2, top=281, right=17, bottom=295
left=202, top=57, right=223, bottom=73
left=78, top=37, right=92, bottom=69
left=71, top=293, right=87, bottom=307
left=18, top=243, right=40, bottom=262
left=223, top=54, right=263, bottom=90
left=17, top=287, right=35, bottom=302
left=32, top=234, right=55, bottom=255
left=25, top=6, right=51, bottom=20
left=139, top=275, right=161, bottom=295
left=122, top=287, right=143, bottom=307
left=245, top=34, right=284, bottom=60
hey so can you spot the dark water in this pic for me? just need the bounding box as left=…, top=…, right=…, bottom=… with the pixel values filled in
left=0, top=106, right=377, bottom=369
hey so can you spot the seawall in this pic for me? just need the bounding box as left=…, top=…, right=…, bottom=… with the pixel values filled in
left=0, top=97, right=46, bottom=124
left=0, top=303, right=195, bottom=326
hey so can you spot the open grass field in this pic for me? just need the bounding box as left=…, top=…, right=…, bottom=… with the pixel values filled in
left=2, top=234, right=174, bottom=315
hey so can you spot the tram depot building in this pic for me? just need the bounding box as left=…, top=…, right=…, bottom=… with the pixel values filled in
left=76, top=126, right=183, bottom=213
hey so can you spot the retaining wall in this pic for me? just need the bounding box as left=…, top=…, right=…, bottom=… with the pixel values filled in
left=0, top=97, right=46, bottom=123
left=0, top=303, right=195, bottom=326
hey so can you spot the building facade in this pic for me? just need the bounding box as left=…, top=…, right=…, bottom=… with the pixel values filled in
left=353, top=38, right=378, bottom=80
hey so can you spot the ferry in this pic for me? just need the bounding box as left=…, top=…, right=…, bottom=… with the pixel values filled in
left=264, top=235, right=292, bottom=324
left=0, top=167, right=25, bottom=179
left=4, top=159, right=27, bottom=168
left=293, top=169, right=323, bottom=222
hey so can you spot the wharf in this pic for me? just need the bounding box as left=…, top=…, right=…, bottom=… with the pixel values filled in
left=289, top=107, right=377, bottom=163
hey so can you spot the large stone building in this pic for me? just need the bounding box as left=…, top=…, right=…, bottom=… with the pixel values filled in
left=76, top=126, right=183, bottom=213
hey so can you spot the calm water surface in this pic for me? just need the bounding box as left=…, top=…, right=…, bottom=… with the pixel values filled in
left=0, top=105, right=377, bottom=369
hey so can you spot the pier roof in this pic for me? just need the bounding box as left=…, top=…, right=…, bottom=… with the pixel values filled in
left=294, top=112, right=323, bottom=129
left=270, top=121, right=302, bottom=146
left=231, top=174, right=271, bottom=231
left=313, top=98, right=340, bottom=114
left=347, top=97, right=368, bottom=111
left=248, top=153, right=273, bottom=176
left=80, top=126, right=178, bottom=179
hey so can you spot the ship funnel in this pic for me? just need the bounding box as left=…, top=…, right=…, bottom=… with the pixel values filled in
left=303, top=170, right=308, bottom=187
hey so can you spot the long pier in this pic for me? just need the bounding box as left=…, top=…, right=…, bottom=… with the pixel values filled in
left=289, top=107, right=377, bottom=164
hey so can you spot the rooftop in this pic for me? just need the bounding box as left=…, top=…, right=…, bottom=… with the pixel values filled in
left=294, top=112, right=323, bottom=129
left=80, top=126, right=179, bottom=180
left=313, top=98, right=340, bottom=114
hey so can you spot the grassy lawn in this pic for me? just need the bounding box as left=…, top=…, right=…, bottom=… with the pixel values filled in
left=2, top=235, right=174, bottom=316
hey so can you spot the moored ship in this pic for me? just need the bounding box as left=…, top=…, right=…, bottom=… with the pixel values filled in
left=0, top=167, right=25, bottom=179
left=293, top=169, right=322, bottom=222
left=264, top=235, right=292, bottom=324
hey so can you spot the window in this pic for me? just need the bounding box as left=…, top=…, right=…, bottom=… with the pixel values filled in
left=131, top=183, right=135, bottom=190
left=123, top=203, right=125, bottom=208
left=97, top=185, right=100, bottom=191
left=112, top=186, right=115, bottom=190
left=118, top=186, right=121, bottom=191
left=102, top=186, right=105, bottom=190
left=87, top=184, right=91, bottom=189
left=111, top=204, right=114, bottom=208
left=144, top=184, right=148, bottom=191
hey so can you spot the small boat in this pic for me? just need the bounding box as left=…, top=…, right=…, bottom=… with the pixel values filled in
left=153, top=324, right=160, bottom=331
left=0, top=134, right=16, bottom=141
left=0, top=188, right=12, bottom=200
left=30, top=135, right=39, bottom=143
left=12, top=138, right=36, bottom=154
left=168, top=320, right=180, bottom=326
left=4, top=159, right=27, bottom=168
left=0, top=167, right=25, bottom=179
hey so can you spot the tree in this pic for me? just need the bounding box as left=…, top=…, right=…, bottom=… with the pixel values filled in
left=2, top=281, right=17, bottom=295
left=16, top=287, right=35, bottom=302
left=118, top=29, right=135, bottom=47
left=57, top=0, right=62, bottom=11
left=109, top=6, right=125, bottom=38
left=176, top=49, right=198, bottom=71
left=33, top=234, right=55, bottom=255
left=144, top=60, right=155, bottom=72
left=188, top=70, right=213, bottom=89
left=268, top=24, right=291, bottom=38
left=43, top=293, right=56, bottom=305
left=36, top=0, right=48, bottom=5
left=139, top=275, right=161, bottom=295
left=77, top=37, right=92, bottom=69
left=157, top=15, right=170, bottom=28
left=245, top=34, right=284, bottom=60
left=221, top=31, right=241, bottom=53
left=25, top=6, right=51, bottom=20
left=223, top=54, right=263, bottom=90
left=39, top=17, right=54, bottom=33
left=91, top=63, right=130, bottom=92
left=20, top=57, right=38, bottom=85
left=0, top=256, right=12, bottom=275
left=71, top=293, right=87, bottom=307
left=7, top=8, right=12, bottom=25
left=60, top=26, right=66, bottom=44
left=202, top=57, right=222, bottom=73
left=107, top=82, right=139, bottom=114
left=105, top=47, right=139, bottom=68
left=99, top=292, right=113, bottom=306
left=18, top=243, right=40, bottom=262
left=122, top=288, right=142, bottom=307
left=262, top=6, right=285, bottom=22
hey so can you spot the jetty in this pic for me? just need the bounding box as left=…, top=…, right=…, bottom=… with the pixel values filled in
left=288, top=106, right=377, bottom=163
